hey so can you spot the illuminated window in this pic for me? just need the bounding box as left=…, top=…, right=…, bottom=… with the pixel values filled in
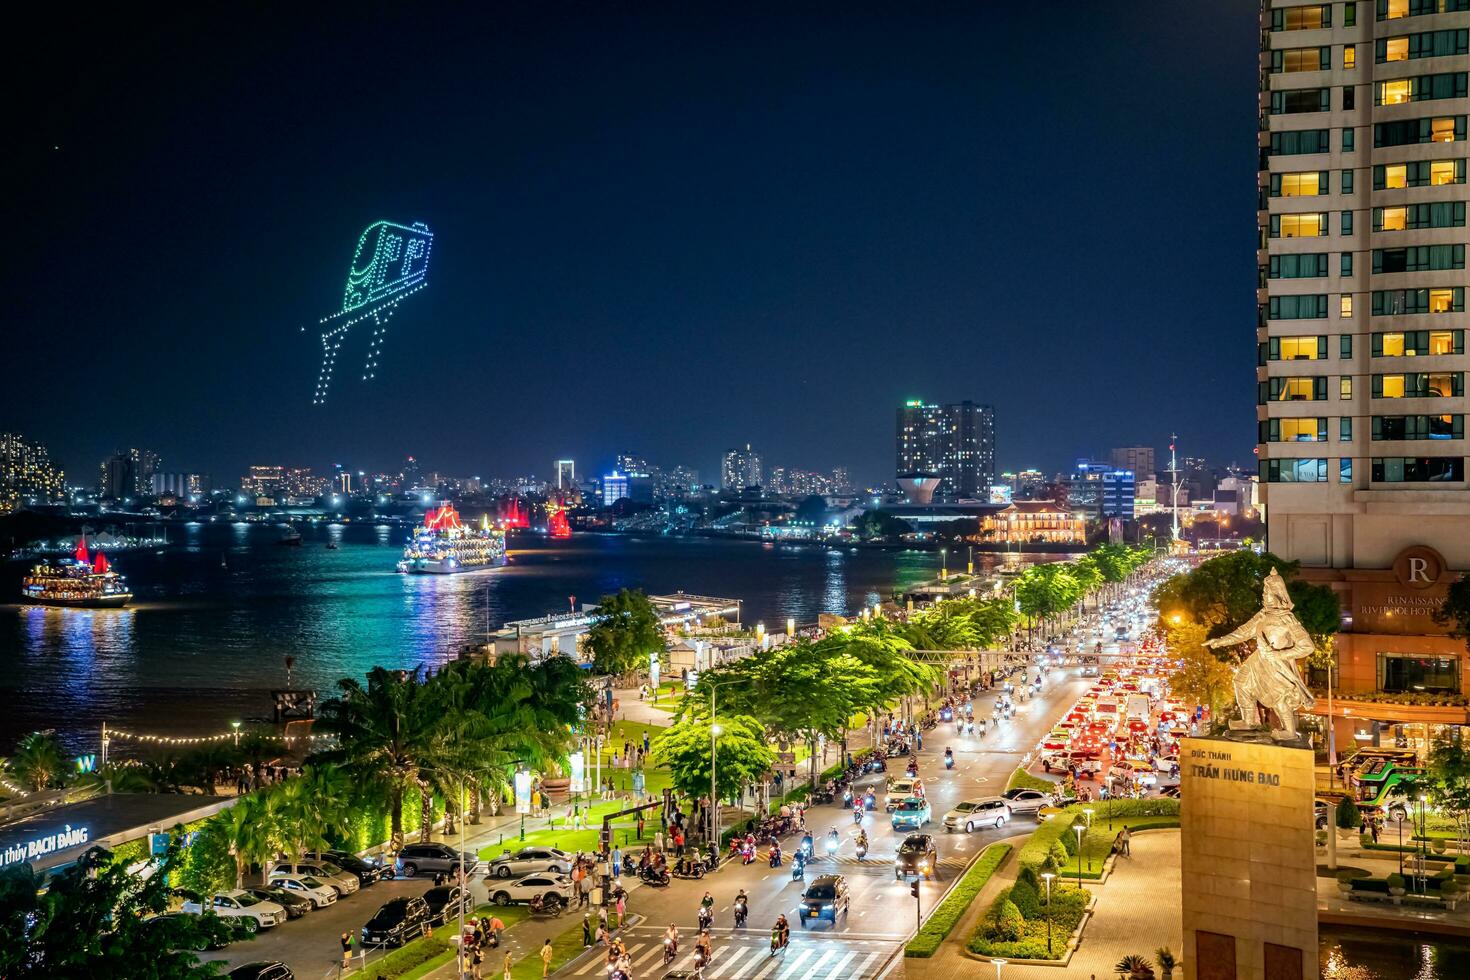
left=1276, top=336, right=1326, bottom=360
left=1375, top=116, right=1467, bottom=147
left=1383, top=0, right=1409, bottom=20
left=1341, top=376, right=1354, bottom=399
left=1431, top=288, right=1456, bottom=312
left=1341, top=295, right=1354, bottom=318
left=1273, top=171, right=1327, bottom=197
left=1380, top=207, right=1407, bottom=231
left=1272, top=4, right=1331, bottom=30
left=1433, top=117, right=1459, bottom=142
left=1381, top=375, right=1407, bottom=397
left=1282, top=418, right=1327, bottom=442
left=1274, top=47, right=1331, bottom=73
left=1381, top=332, right=1407, bottom=356
left=1281, top=378, right=1319, bottom=400
left=1383, top=37, right=1409, bottom=61
left=1432, top=160, right=1460, bottom=185
left=1372, top=201, right=1466, bottom=231
left=1372, top=372, right=1466, bottom=397
left=1380, top=79, right=1412, bottom=105
left=1382, top=164, right=1408, bottom=189
left=1430, top=330, right=1458, bottom=354
left=1274, top=213, right=1329, bottom=238
left=1345, top=46, right=1357, bottom=70
left=1373, top=288, right=1467, bottom=316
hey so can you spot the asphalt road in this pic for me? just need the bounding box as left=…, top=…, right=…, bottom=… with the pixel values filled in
left=553, top=664, right=1095, bottom=979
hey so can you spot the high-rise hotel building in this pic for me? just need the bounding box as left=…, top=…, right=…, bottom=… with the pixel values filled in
left=1260, top=0, right=1470, bottom=758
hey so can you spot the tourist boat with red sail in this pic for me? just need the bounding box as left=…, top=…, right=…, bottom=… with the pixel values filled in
left=20, top=538, right=133, bottom=608
left=396, top=503, right=506, bottom=574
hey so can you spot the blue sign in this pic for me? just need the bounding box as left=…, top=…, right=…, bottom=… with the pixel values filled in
left=150, top=833, right=170, bottom=857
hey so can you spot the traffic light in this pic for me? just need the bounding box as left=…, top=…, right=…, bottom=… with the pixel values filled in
left=910, top=880, right=920, bottom=898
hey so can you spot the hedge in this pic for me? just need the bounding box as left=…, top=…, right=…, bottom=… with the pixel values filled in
left=905, top=843, right=1012, bottom=957
left=1005, top=768, right=1057, bottom=794
left=1018, top=799, right=1180, bottom=881
left=357, top=932, right=451, bottom=978
left=967, top=881, right=1090, bottom=960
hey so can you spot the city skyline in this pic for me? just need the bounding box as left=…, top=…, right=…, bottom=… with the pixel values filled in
left=4, top=5, right=1258, bottom=488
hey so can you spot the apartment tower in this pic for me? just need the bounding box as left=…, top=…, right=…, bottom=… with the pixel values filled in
left=1259, top=0, right=1470, bottom=761
left=895, top=399, right=996, bottom=500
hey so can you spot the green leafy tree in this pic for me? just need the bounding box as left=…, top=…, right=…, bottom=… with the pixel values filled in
left=1166, top=621, right=1236, bottom=720
left=1336, top=796, right=1361, bottom=830
left=852, top=510, right=912, bottom=541
left=7, top=731, right=70, bottom=792
left=648, top=714, right=774, bottom=805
left=1434, top=574, right=1470, bottom=650
left=1424, top=735, right=1470, bottom=849
left=583, top=589, right=666, bottom=677
left=1152, top=551, right=1338, bottom=643
left=0, top=841, right=235, bottom=978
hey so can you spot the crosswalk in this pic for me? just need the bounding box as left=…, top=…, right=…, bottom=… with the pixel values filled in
left=561, top=933, right=895, bottom=979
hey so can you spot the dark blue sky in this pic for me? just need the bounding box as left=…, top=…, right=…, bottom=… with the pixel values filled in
left=4, top=3, right=1259, bottom=488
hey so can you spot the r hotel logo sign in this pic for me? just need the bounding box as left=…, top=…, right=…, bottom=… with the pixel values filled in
left=1352, top=545, right=1450, bottom=634
left=1185, top=746, right=1283, bottom=788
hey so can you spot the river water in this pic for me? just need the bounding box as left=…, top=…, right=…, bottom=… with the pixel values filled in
left=1321, top=925, right=1470, bottom=978
left=0, top=523, right=1043, bottom=751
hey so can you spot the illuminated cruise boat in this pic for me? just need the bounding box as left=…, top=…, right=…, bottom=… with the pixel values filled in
left=21, top=539, right=133, bottom=608
left=396, top=503, right=506, bottom=574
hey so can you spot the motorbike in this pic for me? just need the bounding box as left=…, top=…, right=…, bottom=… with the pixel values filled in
left=864, top=790, right=877, bottom=811
left=906, top=761, right=919, bottom=779
left=799, top=836, right=814, bottom=860
left=825, top=833, right=840, bottom=857
left=855, top=838, right=868, bottom=861
left=694, top=946, right=710, bottom=973
left=852, top=806, right=864, bottom=825
left=671, top=863, right=706, bottom=880
left=791, top=852, right=806, bottom=880
left=698, top=906, right=714, bottom=931
left=811, top=788, right=835, bottom=805
left=768, top=848, right=782, bottom=868
left=639, top=866, right=671, bottom=887
left=734, top=899, right=748, bottom=928
left=770, top=930, right=789, bottom=956
left=664, top=937, right=678, bottom=964
left=741, top=844, right=756, bottom=866
left=527, top=893, right=566, bottom=916
left=944, top=752, right=954, bottom=770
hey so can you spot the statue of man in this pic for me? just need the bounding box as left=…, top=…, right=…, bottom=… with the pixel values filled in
left=1203, top=568, right=1317, bottom=740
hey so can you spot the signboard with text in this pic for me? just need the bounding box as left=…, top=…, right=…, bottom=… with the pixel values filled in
left=514, top=771, right=533, bottom=815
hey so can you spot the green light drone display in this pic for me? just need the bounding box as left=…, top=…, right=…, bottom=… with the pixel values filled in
left=311, top=220, right=433, bottom=404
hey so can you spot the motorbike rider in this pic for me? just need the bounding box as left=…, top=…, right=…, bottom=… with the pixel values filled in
left=771, top=914, right=790, bottom=951
left=852, top=799, right=864, bottom=823
left=767, top=842, right=782, bottom=867
left=734, top=889, right=749, bottom=926
left=801, top=829, right=814, bottom=857
left=664, top=923, right=680, bottom=957
left=944, top=747, right=954, bottom=768
left=695, top=930, right=713, bottom=967
left=855, top=827, right=869, bottom=857
left=826, top=826, right=841, bottom=853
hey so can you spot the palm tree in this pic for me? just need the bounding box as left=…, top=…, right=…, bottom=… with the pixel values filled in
left=314, top=666, right=446, bottom=842
left=217, top=793, right=275, bottom=888
left=8, top=731, right=69, bottom=792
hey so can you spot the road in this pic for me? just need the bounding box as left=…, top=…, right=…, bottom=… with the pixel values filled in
left=554, top=664, right=1095, bottom=979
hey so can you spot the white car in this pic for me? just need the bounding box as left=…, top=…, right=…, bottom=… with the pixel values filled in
left=999, top=788, right=1051, bottom=815
left=267, top=860, right=359, bottom=896
left=884, top=778, right=922, bottom=812
left=943, top=798, right=1011, bottom=833
left=182, top=889, right=286, bottom=929
left=487, top=846, right=572, bottom=880
left=266, top=873, right=339, bottom=909
left=486, top=872, right=573, bottom=907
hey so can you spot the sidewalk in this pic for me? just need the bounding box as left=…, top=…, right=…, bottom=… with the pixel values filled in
left=907, top=830, right=1182, bottom=980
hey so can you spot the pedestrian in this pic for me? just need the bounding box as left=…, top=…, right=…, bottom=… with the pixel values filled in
left=502, top=951, right=513, bottom=980
left=1120, top=825, right=1132, bottom=856
left=542, top=937, right=554, bottom=976
left=471, top=945, right=484, bottom=980
left=637, top=814, right=646, bottom=839
left=1371, top=820, right=1380, bottom=844
left=583, top=912, right=594, bottom=947
left=615, top=891, right=626, bottom=926
left=489, top=915, right=505, bottom=947
left=643, top=732, right=650, bottom=755
left=655, top=830, right=665, bottom=854
left=612, top=844, right=621, bottom=879
left=340, top=931, right=353, bottom=969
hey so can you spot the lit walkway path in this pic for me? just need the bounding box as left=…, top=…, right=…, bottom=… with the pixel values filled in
left=906, top=829, right=1182, bottom=980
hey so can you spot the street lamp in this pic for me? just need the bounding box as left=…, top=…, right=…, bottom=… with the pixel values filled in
left=1041, top=871, right=1055, bottom=956
left=711, top=722, right=722, bottom=847
left=1396, top=810, right=1406, bottom=877
left=940, top=548, right=948, bottom=580
left=231, top=720, right=241, bottom=746
left=1083, top=808, right=1095, bottom=872
left=1072, top=822, right=1085, bottom=890
left=990, top=957, right=1007, bottom=980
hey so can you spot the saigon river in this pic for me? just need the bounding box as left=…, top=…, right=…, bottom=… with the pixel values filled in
left=0, top=522, right=1051, bottom=750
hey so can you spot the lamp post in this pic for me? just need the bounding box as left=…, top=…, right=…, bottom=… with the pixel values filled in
left=1396, top=811, right=1406, bottom=877
left=231, top=720, right=241, bottom=746
left=711, top=722, right=722, bottom=846
left=1418, top=793, right=1430, bottom=892
left=1072, top=822, right=1085, bottom=890
left=1083, top=808, right=1095, bottom=872
left=940, top=548, right=948, bottom=581
left=990, top=957, right=1007, bottom=980
left=1041, top=871, right=1055, bottom=956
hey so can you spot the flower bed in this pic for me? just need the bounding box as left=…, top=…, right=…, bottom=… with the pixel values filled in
left=905, top=843, right=1012, bottom=957
left=966, top=868, right=1090, bottom=961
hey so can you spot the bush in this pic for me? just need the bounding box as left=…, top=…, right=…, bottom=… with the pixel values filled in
left=968, top=882, right=1090, bottom=960
left=1006, top=767, right=1056, bottom=793
left=366, top=932, right=451, bottom=978
left=991, top=896, right=1024, bottom=942
left=1335, top=870, right=1363, bottom=886
left=1387, top=873, right=1406, bottom=891
left=1336, top=797, right=1361, bottom=831
left=1010, top=871, right=1042, bottom=919
left=905, top=842, right=1011, bottom=957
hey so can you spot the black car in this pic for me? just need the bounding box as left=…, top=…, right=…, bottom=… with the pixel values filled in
left=799, top=874, right=849, bottom=927
left=895, top=833, right=938, bottom=881
left=361, top=896, right=431, bottom=948
left=249, top=886, right=312, bottom=920
left=313, top=849, right=390, bottom=885
left=228, top=963, right=294, bottom=980
left=144, top=911, right=239, bottom=951
left=422, top=884, right=471, bottom=925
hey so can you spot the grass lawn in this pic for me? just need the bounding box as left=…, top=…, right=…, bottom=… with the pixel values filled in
left=371, top=905, right=529, bottom=980
left=1005, top=767, right=1057, bottom=793
left=905, top=843, right=1012, bottom=957
left=504, top=914, right=599, bottom=979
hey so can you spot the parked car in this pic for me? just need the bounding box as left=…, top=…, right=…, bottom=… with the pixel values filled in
left=248, top=886, right=312, bottom=920
left=1000, top=788, right=1050, bottom=815
left=310, top=849, right=390, bottom=885
left=799, top=874, right=849, bottom=927
left=265, top=860, right=360, bottom=896
left=228, top=963, right=294, bottom=980
left=943, top=797, right=1010, bottom=833
left=486, top=846, right=571, bottom=879
left=361, top=896, right=431, bottom=948
left=265, top=873, right=338, bottom=909
left=890, top=797, right=932, bottom=831
left=894, top=834, right=939, bottom=881
left=142, top=911, right=241, bottom=950
left=488, top=872, right=573, bottom=907
left=422, top=884, right=471, bottom=925
left=181, top=890, right=286, bottom=930
left=397, top=842, right=482, bottom=879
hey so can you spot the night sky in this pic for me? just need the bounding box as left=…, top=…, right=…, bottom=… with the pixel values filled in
left=4, top=3, right=1259, bottom=488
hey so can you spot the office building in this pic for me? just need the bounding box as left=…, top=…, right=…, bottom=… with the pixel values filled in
left=721, top=444, right=762, bottom=490
left=894, top=399, right=995, bottom=499
left=0, top=432, right=64, bottom=512
left=240, top=465, right=286, bottom=500
left=99, top=448, right=160, bottom=501
left=1102, top=469, right=1136, bottom=519
left=556, top=459, right=576, bottom=489
left=1109, top=446, right=1157, bottom=479
left=602, top=471, right=629, bottom=506
left=1258, top=2, right=1470, bottom=758
left=151, top=472, right=209, bottom=498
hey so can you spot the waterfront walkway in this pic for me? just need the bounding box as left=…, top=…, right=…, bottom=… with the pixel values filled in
left=907, top=829, right=1183, bottom=980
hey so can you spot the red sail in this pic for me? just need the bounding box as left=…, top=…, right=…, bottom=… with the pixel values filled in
left=74, top=536, right=89, bottom=564
left=94, top=552, right=110, bottom=574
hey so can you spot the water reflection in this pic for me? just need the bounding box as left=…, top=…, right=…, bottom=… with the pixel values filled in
left=1321, top=928, right=1470, bottom=979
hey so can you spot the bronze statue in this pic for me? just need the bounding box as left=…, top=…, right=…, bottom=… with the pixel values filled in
left=1204, top=569, right=1317, bottom=740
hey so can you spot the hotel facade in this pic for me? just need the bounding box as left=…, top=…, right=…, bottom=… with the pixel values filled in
left=1259, top=0, right=1470, bottom=758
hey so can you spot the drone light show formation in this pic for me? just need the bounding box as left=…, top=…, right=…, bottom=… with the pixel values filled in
left=311, top=219, right=433, bottom=404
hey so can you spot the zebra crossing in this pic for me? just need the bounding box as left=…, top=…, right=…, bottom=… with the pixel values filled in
left=561, top=933, right=897, bottom=979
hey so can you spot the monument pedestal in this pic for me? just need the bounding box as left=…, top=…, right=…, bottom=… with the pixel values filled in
left=1180, top=736, right=1318, bottom=980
